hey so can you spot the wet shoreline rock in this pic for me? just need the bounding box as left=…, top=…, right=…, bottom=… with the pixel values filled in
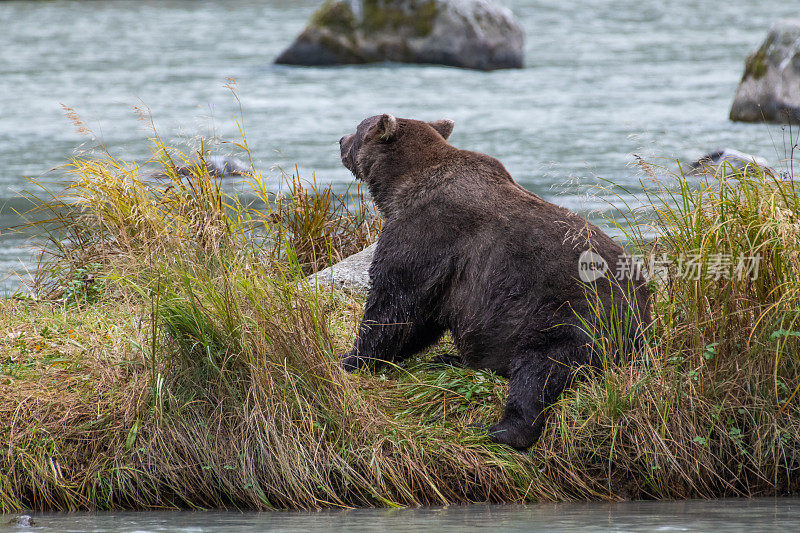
left=145, top=155, right=251, bottom=180
left=175, top=156, right=251, bottom=178
left=688, top=148, right=771, bottom=176
left=191, top=155, right=251, bottom=178
left=730, top=19, right=800, bottom=124
left=275, top=0, right=524, bottom=71
left=10, top=515, right=34, bottom=527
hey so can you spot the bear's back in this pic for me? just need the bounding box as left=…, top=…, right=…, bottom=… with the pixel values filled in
left=415, top=150, right=647, bottom=360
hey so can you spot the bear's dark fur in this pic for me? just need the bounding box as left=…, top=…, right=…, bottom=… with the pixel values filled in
left=339, top=114, right=650, bottom=450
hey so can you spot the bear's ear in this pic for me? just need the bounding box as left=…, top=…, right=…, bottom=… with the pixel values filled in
left=376, top=113, right=398, bottom=142
left=428, top=119, right=454, bottom=140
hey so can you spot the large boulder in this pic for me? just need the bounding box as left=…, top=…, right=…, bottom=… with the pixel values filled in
left=730, top=20, right=800, bottom=124
left=275, top=0, right=524, bottom=71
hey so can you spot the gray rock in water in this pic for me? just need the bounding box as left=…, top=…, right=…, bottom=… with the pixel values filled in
left=730, top=19, right=800, bottom=124
left=305, top=243, right=375, bottom=294
left=146, top=155, right=251, bottom=180
left=689, top=148, right=771, bottom=175
left=201, top=155, right=251, bottom=177
left=178, top=155, right=251, bottom=178
left=275, top=0, right=524, bottom=71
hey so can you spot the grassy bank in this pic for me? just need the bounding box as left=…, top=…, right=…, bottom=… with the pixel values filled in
left=1, top=138, right=798, bottom=511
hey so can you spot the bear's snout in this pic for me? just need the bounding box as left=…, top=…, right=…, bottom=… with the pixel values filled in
left=339, top=133, right=356, bottom=173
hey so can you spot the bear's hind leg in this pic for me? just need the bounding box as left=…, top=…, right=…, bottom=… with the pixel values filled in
left=487, top=344, right=576, bottom=450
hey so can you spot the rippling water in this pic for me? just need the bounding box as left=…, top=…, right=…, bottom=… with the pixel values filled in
left=1, top=0, right=798, bottom=287
left=4, top=498, right=800, bottom=532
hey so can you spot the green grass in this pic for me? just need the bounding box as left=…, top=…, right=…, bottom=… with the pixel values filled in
left=1, top=117, right=798, bottom=511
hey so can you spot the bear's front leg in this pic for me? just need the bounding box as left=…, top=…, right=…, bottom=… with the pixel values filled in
left=342, top=270, right=444, bottom=373
left=487, top=349, right=572, bottom=450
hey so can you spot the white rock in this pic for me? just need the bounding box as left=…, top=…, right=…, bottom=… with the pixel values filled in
left=305, top=243, right=375, bottom=294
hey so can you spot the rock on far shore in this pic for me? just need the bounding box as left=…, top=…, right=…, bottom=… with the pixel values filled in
left=730, top=19, right=800, bottom=124
left=305, top=243, right=375, bottom=294
left=275, top=0, right=524, bottom=71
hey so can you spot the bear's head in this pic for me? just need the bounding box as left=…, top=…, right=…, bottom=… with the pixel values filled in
left=339, top=115, right=454, bottom=211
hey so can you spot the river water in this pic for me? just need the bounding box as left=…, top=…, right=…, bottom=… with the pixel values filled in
left=3, top=498, right=800, bottom=532
left=1, top=0, right=799, bottom=284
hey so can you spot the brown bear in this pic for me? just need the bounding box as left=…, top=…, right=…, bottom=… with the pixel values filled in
left=338, top=114, right=650, bottom=450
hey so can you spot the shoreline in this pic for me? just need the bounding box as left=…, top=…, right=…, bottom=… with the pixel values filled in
left=1, top=294, right=798, bottom=511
